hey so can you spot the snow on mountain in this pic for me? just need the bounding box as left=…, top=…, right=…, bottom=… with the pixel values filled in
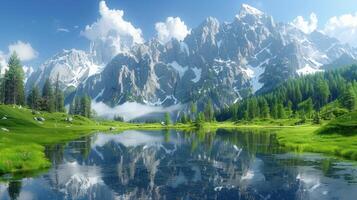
left=238, top=4, right=264, bottom=18
left=16, top=3, right=344, bottom=118
left=73, top=4, right=357, bottom=112
left=297, top=65, right=324, bottom=75
left=23, top=65, right=34, bottom=82
left=26, top=49, right=103, bottom=91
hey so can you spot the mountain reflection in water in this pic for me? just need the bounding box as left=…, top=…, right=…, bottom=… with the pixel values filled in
left=1, top=129, right=357, bottom=200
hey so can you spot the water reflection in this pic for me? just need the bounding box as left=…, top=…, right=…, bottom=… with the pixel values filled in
left=1, top=129, right=357, bottom=200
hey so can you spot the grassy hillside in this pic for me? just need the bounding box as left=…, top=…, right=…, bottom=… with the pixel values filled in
left=317, top=111, right=357, bottom=135
left=0, top=105, right=107, bottom=174
left=275, top=111, right=357, bottom=160
left=0, top=105, right=192, bottom=175
left=1, top=103, right=357, bottom=175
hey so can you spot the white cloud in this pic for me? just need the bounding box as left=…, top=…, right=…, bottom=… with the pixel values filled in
left=81, top=1, right=143, bottom=63
left=291, top=13, right=318, bottom=34
left=0, top=51, right=7, bottom=74
left=8, top=40, right=38, bottom=61
left=324, top=13, right=357, bottom=47
left=155, top=17, right=190, bottom=44
left=57, top=28, right=70, bottom=33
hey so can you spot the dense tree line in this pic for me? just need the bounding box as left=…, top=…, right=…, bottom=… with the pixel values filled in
left=68, top=95, right=92, bottom=118
left=179, top=99, right=216, bottom=124
left=0, top=53, right=66, bottom=113
left=27, top=76, right=65, bottom=113
left=216, top=65, right=357, bottom=121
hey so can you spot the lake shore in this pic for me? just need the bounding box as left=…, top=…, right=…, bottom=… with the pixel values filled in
left=1, top=105, right=356, bottom=176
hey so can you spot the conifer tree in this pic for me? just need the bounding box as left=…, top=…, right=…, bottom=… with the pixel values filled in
left=190, top=102, right=197, bottom=121
left=204, top=99, right=214, bottom=122
left=277, top=103, right=285, bottom=119
left=4, top=53, right=25, bottom=105
left=42, top=78, right=55, bottom=112
left=313, top=112, right=321, bottom=124
left=340, top=86, right=356, bottom=111
left=164, top=112, right=171, bottom=125
left=27, top=86, right=40, bottom=110
left=80, top=95, right=91, bottom=118
left=270, top=98, right=278, bottom=119
left=261, top=98, right=270, bottom=118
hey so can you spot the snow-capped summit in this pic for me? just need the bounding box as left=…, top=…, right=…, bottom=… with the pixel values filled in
left=238, top=4, right=264, bottom=18
left=26, top=49, right=103, bottom=91
left=74, top=4, right=357, bottom=111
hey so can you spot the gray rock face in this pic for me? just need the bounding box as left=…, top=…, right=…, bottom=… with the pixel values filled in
left=26, top=49, right=103, bottom=92
left=71, top=5, right=357, bottom=109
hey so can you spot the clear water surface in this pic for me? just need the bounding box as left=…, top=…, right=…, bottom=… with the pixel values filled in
left=1, top=129, right=357, bottom=200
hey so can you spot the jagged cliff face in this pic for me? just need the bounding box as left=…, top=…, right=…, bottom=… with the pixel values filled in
left=76, top=4, right=356, bottom=109
left=25, top=49, right=103, bottom=91
left=27, top=4, right=357, bottom=110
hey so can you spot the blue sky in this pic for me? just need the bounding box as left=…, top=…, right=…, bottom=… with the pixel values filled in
left=0, top=0, right=357, bottom=68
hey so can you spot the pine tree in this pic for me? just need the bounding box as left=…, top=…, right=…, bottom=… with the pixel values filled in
left=180, top=113, right=188, bottom=124
left=298, top=98, right=313, bottom=118
left=56, top=92, right=65, bottom=112
left=286, top=101, right=293, bottom=118
left=277, top=103, right=285, bottom=119
left=247, top=99, right=255, bottom=120
left=42, top=78, right=55, bottom=112
left=270, top=98, right=278, bottom=119
left=80, top=95, right=91, bottom=118
left=53, top=74, right=60, bottom=112
left=190, top=102, right=197, bottom=121
left=261, top=98, right=270, bottom=118
left=315, top=79, right=330, bottom=110
left=4, top=53, right=25, bottom=105
left=204, top=99, right=214, bottom=122
left=0, top=76, right=5, bottom=104
left=313, top=112, right=321, bottom=124
left=74, top=96, right=81, bottom=115
left=197, top=112, right=205, bottom=123
left=340, top=86, right=356, bottom=111
left=27, top=86, right=40, bottom=110
left=164, top=112, right=171, bottom=125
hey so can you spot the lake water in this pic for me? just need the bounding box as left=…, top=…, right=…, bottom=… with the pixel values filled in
left=1, top=129, right=357, bottom=200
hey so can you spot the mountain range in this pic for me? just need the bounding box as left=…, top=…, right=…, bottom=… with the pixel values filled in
left=26, top=4, right=357, bottom=113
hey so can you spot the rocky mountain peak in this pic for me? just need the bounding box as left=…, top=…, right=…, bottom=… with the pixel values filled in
left=238, top=4, right=264, bottom=18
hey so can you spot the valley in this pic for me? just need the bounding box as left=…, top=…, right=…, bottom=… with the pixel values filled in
left=1, top=1, right=357, bottom=199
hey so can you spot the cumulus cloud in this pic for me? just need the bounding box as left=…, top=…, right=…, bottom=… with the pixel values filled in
left=324, top=13, right=357, bottom=47
left=155, top=17, right=190, bottom=44
left=291, top=13, right=318, bottom=34
left=8, top=40, right=38, bottom=61
left=81, top=1, right=143, bottom=63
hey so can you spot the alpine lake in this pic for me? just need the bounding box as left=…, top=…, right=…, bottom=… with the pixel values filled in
left=1, top=129, right=357, bottom=200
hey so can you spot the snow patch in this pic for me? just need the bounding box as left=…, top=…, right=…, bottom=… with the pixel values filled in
left=168, top=61, right=188, bottom=78
left=191, top=67, right=202, bottom=83
left=180, top=42, right=190, bottom=55
left=245, top=65, right=265, bottom=93
left=297, top=65, right=324, bottom=75
left=143, top=95, right=178, bottom=106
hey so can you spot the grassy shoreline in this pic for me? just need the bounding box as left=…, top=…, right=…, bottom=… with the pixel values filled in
left=1, top=105, right=356, bottom=175
left=0, top=105, right=191, bottom=175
